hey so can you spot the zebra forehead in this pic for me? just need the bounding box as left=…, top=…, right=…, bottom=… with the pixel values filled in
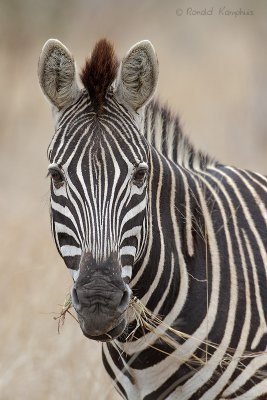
left=49, top=100, right=147, bottom=165
left=56, top=91, right=141, bottom=139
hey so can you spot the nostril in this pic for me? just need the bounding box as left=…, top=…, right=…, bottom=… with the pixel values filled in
left=118, top=288, right=130, bottom=312
left=71, top=286, right=81, bottom=311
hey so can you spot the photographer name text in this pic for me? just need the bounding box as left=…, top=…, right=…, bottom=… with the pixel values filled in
left=176, top=7, right=254, bottom=17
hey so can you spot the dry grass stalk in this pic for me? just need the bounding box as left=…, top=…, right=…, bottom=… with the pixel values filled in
left=55, top=293, right=267, bottom=379
left=128, top=296, right=267, bottom=380
left=53, top=292, right=78, bottom=333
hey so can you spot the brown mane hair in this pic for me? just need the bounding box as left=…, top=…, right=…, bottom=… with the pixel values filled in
left=80, top=39, right=119, bottom=113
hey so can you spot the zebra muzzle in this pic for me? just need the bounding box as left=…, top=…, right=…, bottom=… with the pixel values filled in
left=71, top=279, right=131, bottom=341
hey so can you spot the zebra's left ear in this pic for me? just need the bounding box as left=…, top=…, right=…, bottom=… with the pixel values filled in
left=115, top=40, right=159, bottom=112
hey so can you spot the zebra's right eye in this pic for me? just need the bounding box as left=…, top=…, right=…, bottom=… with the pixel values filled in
left=48, top=167, right=64, bottom=189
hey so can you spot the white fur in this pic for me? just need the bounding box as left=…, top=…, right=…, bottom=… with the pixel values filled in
left=69, top=268, right=80, bottom=281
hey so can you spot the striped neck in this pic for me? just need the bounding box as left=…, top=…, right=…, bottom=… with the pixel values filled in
left=141, top=100, right=216, bottom=170
left=129, top=101, right=219, bottom=333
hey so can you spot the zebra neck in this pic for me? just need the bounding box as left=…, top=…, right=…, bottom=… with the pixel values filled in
left=132, top=101, right=219, bottom=325
left=123, top=146, right=212, bottom=355
left=131, top=147, right=201, bottom=317
left=142, top=100, right=215, bottom=169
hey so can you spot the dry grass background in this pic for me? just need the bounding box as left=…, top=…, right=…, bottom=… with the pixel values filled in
left=0, top=0, right=266, bottom=399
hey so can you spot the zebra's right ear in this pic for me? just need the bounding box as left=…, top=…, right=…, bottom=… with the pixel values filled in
left=38, top=39, right=81, bottom=111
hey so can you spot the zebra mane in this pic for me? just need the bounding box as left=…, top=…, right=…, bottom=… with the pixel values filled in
left=144, top=100, right=216, bottom=170
left=80, top=39, right=119, bottom=113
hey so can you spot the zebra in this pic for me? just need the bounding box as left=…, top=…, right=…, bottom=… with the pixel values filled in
left=38, top=38, right=267, bottom=399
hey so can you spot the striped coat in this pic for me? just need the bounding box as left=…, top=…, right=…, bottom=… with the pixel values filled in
left=38, top=38, right=267, bottom=399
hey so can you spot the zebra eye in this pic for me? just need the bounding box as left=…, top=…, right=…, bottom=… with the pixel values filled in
left=133, top=166, right=148, bottom=185
left=48, top=167, right=64, bottom=188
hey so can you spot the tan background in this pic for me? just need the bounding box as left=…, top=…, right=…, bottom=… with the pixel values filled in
left=0, top=0, right=266, bottom=399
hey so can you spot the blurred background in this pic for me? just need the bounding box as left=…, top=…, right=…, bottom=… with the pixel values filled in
left=0, top=0, right=266, bottom=399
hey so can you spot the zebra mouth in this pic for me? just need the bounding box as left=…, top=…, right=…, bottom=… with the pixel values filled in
left=81, top=318, right=127, bottom=342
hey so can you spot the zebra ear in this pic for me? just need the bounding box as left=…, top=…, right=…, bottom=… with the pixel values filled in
left=115, top=40, right=159, bottom=112
left=38, top=39, right=81, bottom=110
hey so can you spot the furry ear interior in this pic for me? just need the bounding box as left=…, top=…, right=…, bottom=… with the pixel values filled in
left=115, top=40, right=158, bottom=111
left=38, top=39, right=80, bottom=110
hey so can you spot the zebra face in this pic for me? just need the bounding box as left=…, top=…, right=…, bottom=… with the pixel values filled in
left=39, top=38, right=158, bottom=340
left=48, top=98, right=150, bottom=340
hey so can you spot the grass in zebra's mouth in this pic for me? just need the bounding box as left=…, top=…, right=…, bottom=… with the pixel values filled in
left=54, top=293, right=216, bottom=363
left=53, top=292, right=79, bottom=334
left=128, top=296, right=213, bottom=367
left=53, top=293, right=267, bottom=379
left=129, top=297, right=267, bottom=380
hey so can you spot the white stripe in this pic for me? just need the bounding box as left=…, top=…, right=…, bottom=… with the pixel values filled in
left=54, top=222, right=79, bottom=243
left=121, top=265, right=132, bottom=280
left=223, top=353, right=267, bottom=397
left=120, top=246, right=136, bottom=257
left=60, top=245, right=81, bottom=257
left=68, top=268, right=80, bottom=281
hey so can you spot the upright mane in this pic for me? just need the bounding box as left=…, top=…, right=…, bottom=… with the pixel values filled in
left=143, top=100, right=216, bottom=170
left=80, top=39, right=119, bottom=113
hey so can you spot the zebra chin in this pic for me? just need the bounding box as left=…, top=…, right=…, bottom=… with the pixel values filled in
left=80, top=317, right=127, bottom=342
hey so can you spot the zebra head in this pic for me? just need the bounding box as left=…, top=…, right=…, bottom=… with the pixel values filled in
left=38, top=39, right=158, bottom=341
